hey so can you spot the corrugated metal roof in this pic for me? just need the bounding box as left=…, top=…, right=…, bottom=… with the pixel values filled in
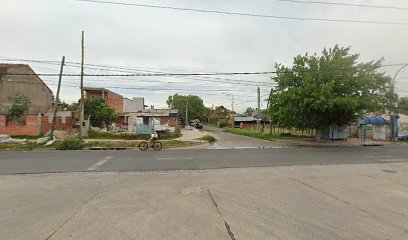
left=234, top=116, right=257, bottom=122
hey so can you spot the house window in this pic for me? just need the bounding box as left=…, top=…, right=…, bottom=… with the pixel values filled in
left=143, top=117, right=149, bottom=125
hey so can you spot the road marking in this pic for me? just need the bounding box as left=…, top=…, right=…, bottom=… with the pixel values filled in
left=87, top=156, right=113, bottom=171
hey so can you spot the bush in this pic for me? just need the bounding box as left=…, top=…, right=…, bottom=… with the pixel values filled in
left=196, top=135, right=217, bottom=143
left=218, top=120, right=228, bottom=128
left=56, top=138, right=85, bottom=150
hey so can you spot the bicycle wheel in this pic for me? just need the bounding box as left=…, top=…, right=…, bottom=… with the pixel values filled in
left=153, top=142, right=162, bottom=151
left=138, top=141, right=149, bottom=151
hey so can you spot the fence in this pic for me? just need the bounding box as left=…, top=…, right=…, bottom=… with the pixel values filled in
left=237, top=123, right=315, bottom=137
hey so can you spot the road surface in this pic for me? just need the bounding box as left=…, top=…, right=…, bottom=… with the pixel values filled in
left=0, top=145, right=408, bottom=174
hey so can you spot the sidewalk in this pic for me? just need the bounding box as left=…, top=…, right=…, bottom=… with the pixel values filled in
left=1, top=162, right=407, bottom=239
left=278, top=137, right=392, bottom=147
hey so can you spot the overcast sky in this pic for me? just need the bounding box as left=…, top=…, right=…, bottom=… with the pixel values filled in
left=1, top=0, right=408, bottom=112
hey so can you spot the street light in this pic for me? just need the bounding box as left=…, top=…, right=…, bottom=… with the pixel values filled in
left=390, top=64, right=408, bottom=141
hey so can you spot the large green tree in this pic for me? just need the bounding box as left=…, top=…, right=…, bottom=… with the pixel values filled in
left=269, top=45, right=390, bottom=140
left=166, top=94, right=206, bottom=122
left=84, top=98, right=118, bottom=128
left=399, top=97, right=408, bottom=111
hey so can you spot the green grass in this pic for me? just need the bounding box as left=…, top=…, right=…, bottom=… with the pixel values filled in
left=0, top=142, right=42, bottom=151
left=11, top=135, right=43, bottom=140
left=162, top=140, right=202, bottom=149
left=195, top=135, right=217, bottom=143
left=56, top=138, right=85, bottom=150
left=87, top=130, right=148, bottom=140
left=87, top=130, right=179, bottom=140
left=85, top=141, right=138, bottom=148
left=224, top=128, right=280, bottom=141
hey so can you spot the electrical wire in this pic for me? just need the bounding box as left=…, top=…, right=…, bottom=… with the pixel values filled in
left=277, top=0, right=408, bottom=11
left=73, top=0, right=408, bottom=26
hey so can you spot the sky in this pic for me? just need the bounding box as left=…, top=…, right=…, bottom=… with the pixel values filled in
left=1, top=0, right=408, bottom=113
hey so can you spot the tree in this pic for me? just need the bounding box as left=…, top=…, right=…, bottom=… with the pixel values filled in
left=8, top=94, right=31, bottom=122
left=84, top=98, right=118, bottom=128
left=167, top=94, right=206, bottom=122
left=60, top=101, right=69, bottom=110
left=243, top=107, right=255, bottom=116
left=269, top=45, right=390, bottom=141
left=399, top=97, right=408, bottom=111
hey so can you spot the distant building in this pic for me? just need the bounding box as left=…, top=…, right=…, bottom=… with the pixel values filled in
left=123, top=97, right=145, bottom=113
left=83, top=87, right=124, bottom=113
left=0, top=64, right=53, bottom=114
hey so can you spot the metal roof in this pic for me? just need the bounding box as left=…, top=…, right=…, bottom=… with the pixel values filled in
left=234, top=116, right=257, bottom=122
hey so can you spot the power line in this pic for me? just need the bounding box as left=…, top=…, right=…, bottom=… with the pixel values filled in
left=73, top=0, right=408, bottom=26
left=278, top=0, right=408, bottom=11
left=1, top=71, right=276, bottom=77
left=0, top=57, right=275, bottom=86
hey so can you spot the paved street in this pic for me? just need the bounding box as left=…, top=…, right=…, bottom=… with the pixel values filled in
left=1, top=162, right=408, bottom=240
left=1, top=129, right=408, bottom=239
left=1, top=145, right=408, bottom=174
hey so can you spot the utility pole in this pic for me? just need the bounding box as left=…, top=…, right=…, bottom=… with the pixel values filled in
left=261, top=88, right=273, bottom=133
left=185, top=98, right=189, bottom=127
left=231, top=95, right=234, bottom=113
left=257, top=86, right=261, bottom=132
left=79, top=31, right=85, bottom=139
left=50, top=56, right=65, bottom=140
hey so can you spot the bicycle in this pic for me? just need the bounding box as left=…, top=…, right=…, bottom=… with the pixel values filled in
left=138, top=140, right=162, bottom=151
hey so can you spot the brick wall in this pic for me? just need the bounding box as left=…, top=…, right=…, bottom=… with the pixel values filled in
left=161, top=117, right=176, bottom=127
left=107, top=92, right=123, bottom=113
left=0, top=114, right=74, bottom=136
left=0, top=115, right=39, bottom=136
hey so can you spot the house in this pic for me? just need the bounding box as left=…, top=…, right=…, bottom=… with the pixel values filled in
left=0, top=64, right=53, bottom=114
left=230, top=116, right=257, bottom=128
left=84, top=87, right=124, bottom=113
left=0, top=64, right=74, bottom=136
left=123, top=97, right=146, bottom=113
left=120, top=109, right=179, bottom=136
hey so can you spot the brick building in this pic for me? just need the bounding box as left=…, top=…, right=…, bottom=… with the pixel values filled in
left=0, top=112, right=74, bottom=136
left=0, top=64, right=53, bottom=114
left=83, top=87, right=124, bottom=113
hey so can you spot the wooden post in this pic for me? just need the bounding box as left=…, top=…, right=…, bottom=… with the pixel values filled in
left=50, top=56, right=65, bottom=140
left=79, top=31, right=85, bottom=138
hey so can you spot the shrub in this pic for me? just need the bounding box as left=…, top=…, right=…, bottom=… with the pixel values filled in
left=218, top=120, right=228, bottom=128
left=196, top=135, right=217, bottom=143
left=56, top=138, right=85, bottom=150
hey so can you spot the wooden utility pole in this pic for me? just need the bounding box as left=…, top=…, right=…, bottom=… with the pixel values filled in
left=257, top=87, right=261, bottom=132
left=185, top=98, right=189, bottom=127
left=79, top=31, right=85, bottom=138
left=50, top=56, right=65, bottom=140
left=261, top=88, right=273, bottom=133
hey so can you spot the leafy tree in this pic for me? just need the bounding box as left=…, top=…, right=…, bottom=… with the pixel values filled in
left=8, top=94, right=31, bottom=122
left=66, top=101, right=80, bottom=111
left=84, top=98, right=118, bottom=128
left=399, top=97, right=408, bottom=111
left=269, top=45, right=390, bottom=141
left=167, top=94, right=206, bottom=122
left=60, top=101, right=69, bottom=110
left=243, top=107, right=255, bottom=116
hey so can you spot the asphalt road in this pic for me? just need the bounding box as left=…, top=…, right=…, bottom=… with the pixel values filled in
left=1, top=145, right=408, bottom=174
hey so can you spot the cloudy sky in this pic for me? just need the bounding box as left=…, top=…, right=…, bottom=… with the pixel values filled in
left=1, top=0, right=408, bottom=112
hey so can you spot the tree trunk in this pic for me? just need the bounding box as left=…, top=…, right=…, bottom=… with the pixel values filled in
left=315, top=127, right=322, bottom=142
